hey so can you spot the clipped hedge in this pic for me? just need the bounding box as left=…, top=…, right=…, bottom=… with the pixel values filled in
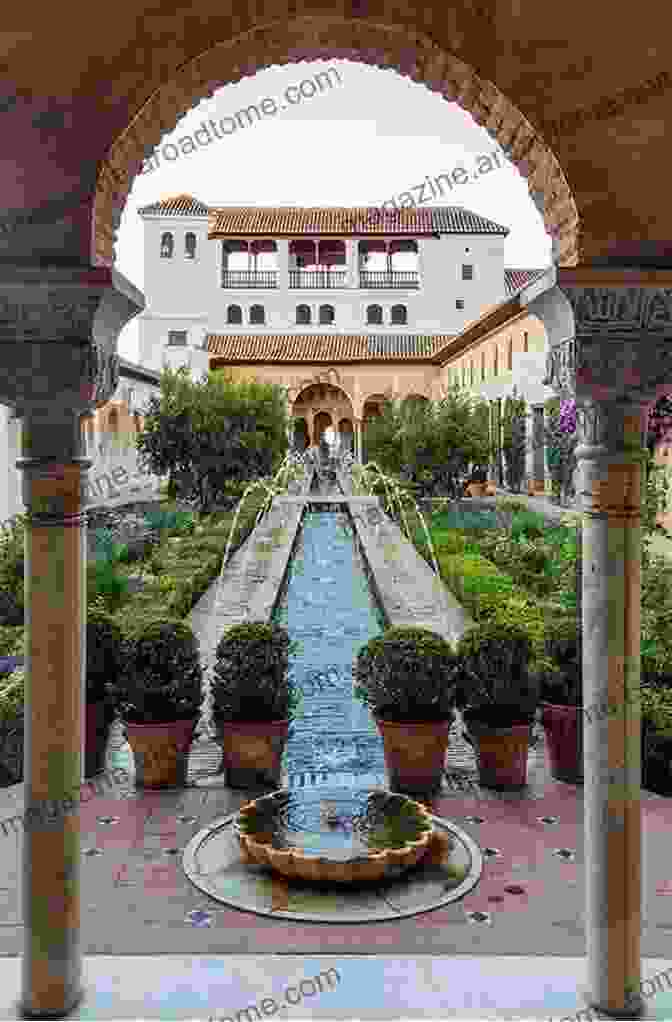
left=112, top=489, right=268, bottom=636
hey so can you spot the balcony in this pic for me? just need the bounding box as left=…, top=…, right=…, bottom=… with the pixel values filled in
left=221, top=270, right=278, bottom=288
left=290, top=269, right=348, bottom=289
left=358, top=270, right=419, bottom=289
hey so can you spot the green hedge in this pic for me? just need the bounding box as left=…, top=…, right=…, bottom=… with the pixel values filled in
left=112, top=490, right=268, bottom=637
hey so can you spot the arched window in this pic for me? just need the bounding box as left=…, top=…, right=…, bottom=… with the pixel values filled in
left=319, top=304, right=335, bottom=325
left=296, top=305, right=311, bottom=325
left=227, top=304, right=242, bottom=325
left=391, top=304, right=407, bottom=325
left=160, top=232, right=173, bottom=258
left=185, top=233, right=196, bottom=259
left=493, top=343, right=499, bottom=377
left=507, top=337, right=513, bottom=370
left=250, top=304, right=265, bottom=325
left=366, top=304, right=383, bottom=325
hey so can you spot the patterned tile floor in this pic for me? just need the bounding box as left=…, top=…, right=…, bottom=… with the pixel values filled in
left=1, top=724, right=671, bottom=961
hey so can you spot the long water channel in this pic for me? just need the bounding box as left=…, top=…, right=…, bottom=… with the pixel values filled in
left=272, top=503, right=388, bottom=791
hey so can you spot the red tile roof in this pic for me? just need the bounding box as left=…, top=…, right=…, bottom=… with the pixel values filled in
left=207, top=206, right=509, bottom=237
left=504, top=267, right=548, bottom=295
left=138, top=194, right=210, bottom=217
left=207, top=333, right=452, bottom=362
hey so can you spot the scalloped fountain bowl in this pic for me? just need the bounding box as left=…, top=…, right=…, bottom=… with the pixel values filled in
left=234, top=788, right=437, bottom=884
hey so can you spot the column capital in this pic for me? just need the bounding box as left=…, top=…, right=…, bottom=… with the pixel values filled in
left=535, top=276, right=672, bottom=406
left=0, top=265, right=144, bottom=414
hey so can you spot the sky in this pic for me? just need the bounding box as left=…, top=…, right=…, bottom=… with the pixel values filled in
left=115, top=60, right=553, bottom=363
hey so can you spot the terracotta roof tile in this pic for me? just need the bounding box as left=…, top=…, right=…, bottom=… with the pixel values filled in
left=207, top=206, right=508, bottom=237
left=138, top=194, right=210, bottom=217
left=504, top=267, right=548, bottom=295
left=206, top=333, right=452, bottom=361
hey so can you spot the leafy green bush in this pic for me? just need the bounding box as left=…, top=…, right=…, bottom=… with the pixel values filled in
left=454, top=619, right=539, bottom=724
left=86, top=607, right=125, bottom=703
left=110, top=619, right=203, bottom=724
left=0, top=625, right=24, bottom=659
left=0, top=665, right=24, bottom=721
left=212, top=622, right=302, bottom=723
left=531, top=616, right=581, bottom=706
left=0, top=514, right=25, bottom=620
left=495, top=497, right=529, bottom=514
left=87, top=559, right=130, bottom=612
left=641, top=685, right=672, bottom=736
left=437, top=552, right=517, bottom=612
left=353, top=626, right=459, bottom=722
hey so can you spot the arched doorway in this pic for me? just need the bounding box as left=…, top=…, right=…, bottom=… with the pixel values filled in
left=337, top=417, right=354, bottom=455
left=292, top=417, right=310, bottom=452
left=361, top=393, right=389, bottom=465
left=292, top=382, right=355, bottom=449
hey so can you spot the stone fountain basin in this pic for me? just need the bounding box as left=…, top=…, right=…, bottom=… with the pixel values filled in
left=234, top=788, right=436, bottom=885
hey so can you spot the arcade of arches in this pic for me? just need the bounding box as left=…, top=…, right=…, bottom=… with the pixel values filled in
left=6, top=4, right=672, bottom=1018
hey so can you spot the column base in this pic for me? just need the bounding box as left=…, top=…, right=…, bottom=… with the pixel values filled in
left=584, top=994, right=646, bottom=1019
left=17, top=988, right=84, bottom=1020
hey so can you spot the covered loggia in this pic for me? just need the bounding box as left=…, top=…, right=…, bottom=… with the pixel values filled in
left=2, top=5, right=672, bottom=1016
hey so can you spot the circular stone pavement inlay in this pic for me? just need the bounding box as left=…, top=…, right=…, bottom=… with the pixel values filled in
left=182, top=794, right=483, bottom=923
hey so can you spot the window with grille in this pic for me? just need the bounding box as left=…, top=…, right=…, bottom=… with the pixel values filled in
left=462, top=265, right=473, bottom=280
left=227, top=305, right=242, bottom=325
left=160, top=232, right=174, bottom=258
left=366, top=304, right=383, bottom=325
left=319, top=304, right=335, bottom=325
left=456, top=299, right=464, bottom=310
left=185, top=233, right=197, bottom=259
left=391, top=304, right=407, bottom=325
left=296, top=305, right=311, bottom=324
left=250, top=305, right=265, bottom=325
left=168, top=331, right=187, bottom=346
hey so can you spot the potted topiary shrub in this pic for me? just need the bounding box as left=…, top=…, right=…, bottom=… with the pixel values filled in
left=465, top=466, right=488, bottom=498
left=0, top=664, right=24, bottom=786
left=85, top=605, right=125, bottom=778
left=641, top=685, right=672, bottom=797
left=534, top=616, right=583, bottom=783
left=211, top=621, right=302, bottom=789
left=454, top=620, right=539, bottom=788
left=353, top=626, right=459, bottom=793
left=108, top=619, right=203, bottom=788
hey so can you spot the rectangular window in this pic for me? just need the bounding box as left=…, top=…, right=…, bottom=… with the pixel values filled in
left=456, top=299, right=464, bottom=310
left=462, top=265, right=473, bottom=280
left=168, top=331, right=188, bottom=346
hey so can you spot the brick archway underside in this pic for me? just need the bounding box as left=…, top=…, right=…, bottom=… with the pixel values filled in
left=94, top=14, right=579, bottom=267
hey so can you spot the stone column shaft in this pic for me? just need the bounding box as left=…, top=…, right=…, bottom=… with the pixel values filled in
left=18, top=414, right=90, bottom=1018
left=577, top=399, right=646, bottom=1018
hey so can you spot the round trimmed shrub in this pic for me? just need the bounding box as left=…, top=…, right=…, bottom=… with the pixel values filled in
left=111, top=619, right=202, bottom=724
left=354, top=626, right=459, bottom=722
left=212, top=621, right=301, bottom=723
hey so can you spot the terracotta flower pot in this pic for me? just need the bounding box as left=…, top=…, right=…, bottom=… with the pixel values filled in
left=374, top=714, right=453, bottom=793
left=216, top=718, right=290, bottom=789
left=541, top=702, right=583, bottom=783
left=84, top=701, right=112, bottom=778
left=463, top=713, right=532, bottom=788
left=124, top=719, right=196, bottom=788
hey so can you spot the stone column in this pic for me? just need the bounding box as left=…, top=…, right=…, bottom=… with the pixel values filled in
left=347, top=240, right=358, bottom=290
left=277, top=239, right=289, bottom=292
left=538, top=274, right=672, bottom=1019
left=355, top=419, right=363, bottom=464
left=0, top=266, right=143, bottom=1018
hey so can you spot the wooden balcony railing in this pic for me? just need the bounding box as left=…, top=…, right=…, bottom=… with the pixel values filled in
left=289, top=269, right=348, bottom=289
left=220, top=270, right=278, bottom=288
left=358, top=270, right=420, bottom=289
